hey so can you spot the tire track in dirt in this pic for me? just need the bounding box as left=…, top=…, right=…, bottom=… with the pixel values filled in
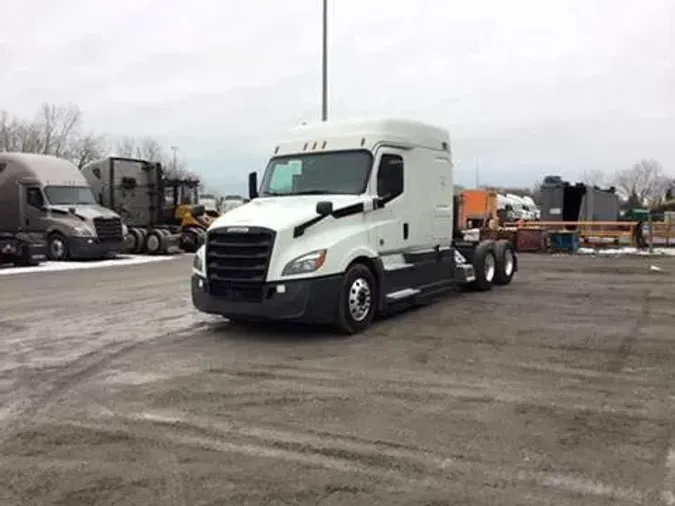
left=205, top=362, right=664, bottom=420
left=606, top=288, right=652, bottom=374
left=0, top=327, right=206, bottom=506
left=46, top=412, right=652, bottom=504
left=0, top=324, right=203, bottom=441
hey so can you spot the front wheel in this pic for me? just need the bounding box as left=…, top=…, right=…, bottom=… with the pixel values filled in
left=47, top=232, right=70, bottom=261
left=336, top=263, right=377, bottom=335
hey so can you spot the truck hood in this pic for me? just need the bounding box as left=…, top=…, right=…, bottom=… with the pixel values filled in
left=48, top=204, right=120, bottom=220
left=210, top=195, right=363, bottom=232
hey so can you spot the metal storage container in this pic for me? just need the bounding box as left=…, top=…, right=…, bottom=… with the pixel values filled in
left=539, top=175, right=620, bottom=223
left=516, top=228, right=547, bottom=252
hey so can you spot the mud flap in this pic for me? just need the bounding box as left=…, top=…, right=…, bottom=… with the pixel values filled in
left=164, top=233, right=183, bottom=255
left=453, top=249, right=476, bottom=284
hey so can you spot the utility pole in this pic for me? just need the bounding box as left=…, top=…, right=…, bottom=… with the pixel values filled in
left=170, top=146, right=178, bottom=173
left=321, top=0, right=328, bottom=121
left=475, top=158, right=480, bottom=188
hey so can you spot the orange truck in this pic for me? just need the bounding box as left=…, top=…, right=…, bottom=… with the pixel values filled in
left=458, top=189, right=499, bottom=229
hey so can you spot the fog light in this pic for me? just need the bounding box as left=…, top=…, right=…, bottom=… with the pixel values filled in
left=276, top=284, right=286, bottom=294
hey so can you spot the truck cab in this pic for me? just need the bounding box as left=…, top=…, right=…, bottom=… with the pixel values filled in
left=0, top=153, right=125, bottom=261
left=192, top=118, right=517, bottom=333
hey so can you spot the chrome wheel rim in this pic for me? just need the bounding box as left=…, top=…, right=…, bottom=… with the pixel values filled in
left=348, top=277, right=372, bottom=322
left=504, top=249, right=514, bottom=277
left=50, top=239, right=65, bottom=259
left=484, top=253, right=495, bottom=282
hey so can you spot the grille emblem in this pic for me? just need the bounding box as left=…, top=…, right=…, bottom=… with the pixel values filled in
left=226, top=227, right=250, bottom=233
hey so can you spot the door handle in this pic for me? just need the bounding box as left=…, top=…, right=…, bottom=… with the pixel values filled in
left=403, top=223, right=409, bottom=240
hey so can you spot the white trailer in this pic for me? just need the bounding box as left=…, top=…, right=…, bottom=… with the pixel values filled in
left=191, top=118, right=518, bottom=334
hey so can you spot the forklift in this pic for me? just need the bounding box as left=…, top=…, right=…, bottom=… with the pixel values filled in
left=163, top=177, right=216, bottom=253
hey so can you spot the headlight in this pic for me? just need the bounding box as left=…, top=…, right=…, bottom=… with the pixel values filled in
left=193, top=245, right=205, bottom=275
left=74, top=225, right=95, bottom=236
left=282, top=249, right=327, bottom=276
left=122, top=224, right=129, bottom=237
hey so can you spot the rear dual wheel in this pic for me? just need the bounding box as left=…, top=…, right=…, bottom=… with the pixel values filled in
left=468, top=239, right=516, bottom=291
left=145, top=229, right=167, bottom=255
left=127, top=228, right=148, bottom=254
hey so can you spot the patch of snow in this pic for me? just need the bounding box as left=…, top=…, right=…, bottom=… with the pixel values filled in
left=577, top=247, right=675, bottom=256
left=0, top=255, right=173, bottom=276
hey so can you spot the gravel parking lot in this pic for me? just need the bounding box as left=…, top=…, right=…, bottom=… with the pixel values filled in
left=1, top=253, right=675, bottom=505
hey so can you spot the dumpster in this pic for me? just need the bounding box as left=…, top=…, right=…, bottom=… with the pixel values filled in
left=516, top=228, right=547, bottom=252
left=550, top=230, right=580, bottom=252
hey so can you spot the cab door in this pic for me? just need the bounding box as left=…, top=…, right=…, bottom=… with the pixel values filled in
left=19, top=182, right=47, bottom=232
left=369, top=149, right=406, bottom=255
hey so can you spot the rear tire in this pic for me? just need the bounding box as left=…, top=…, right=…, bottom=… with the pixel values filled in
left=336, top=263, right=377, bottom=335
left=136, top=229, right=148, bottom=254
left=145, top=229, right=166, bottom=255
left=467, top=240, right=495, bottom=292
left=494, top=239, right=516, bottom=286
left=127, top=228, right=142, bottom=253
left=13, top=245, right=40, bottom=267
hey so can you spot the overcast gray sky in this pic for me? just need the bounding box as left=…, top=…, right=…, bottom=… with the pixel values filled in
left=0, top=0, right=673, bottom=192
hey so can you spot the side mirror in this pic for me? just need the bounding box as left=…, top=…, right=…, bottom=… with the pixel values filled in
left=316, top=201, right=333, bottom=216
left=191, top=204, right=205, bottom=217
left=248, top=172, right=258, bottom=200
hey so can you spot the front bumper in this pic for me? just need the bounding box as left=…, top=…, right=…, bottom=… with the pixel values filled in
left=68, top=237, right=124, bottom=260
left=191, top=274, right=343, bottom=324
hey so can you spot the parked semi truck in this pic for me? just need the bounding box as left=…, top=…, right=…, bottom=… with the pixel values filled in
left=0, top=153, right=125, bottom=261
left=82, top=157, right=208, bottom=254
left=191, top=118, right=518, bottom=334
left=198, top=194, right=221, bottom=218
left=221, top=194, right=246, bottom=213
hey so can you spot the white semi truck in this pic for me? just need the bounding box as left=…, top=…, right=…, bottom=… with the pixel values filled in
left=192, top=118, right=518, bottom=334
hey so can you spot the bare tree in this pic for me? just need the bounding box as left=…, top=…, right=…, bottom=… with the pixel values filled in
left=0, top=103, right=200, bottom=184
left=37, top=103, right=82, bottom=157
left=531, top=180, right=542, bottom=204
left=69, top=132, right=108, bottom=169
left=614, top=159, right=668, bottom=207
left=0, top=103, right=107, bottom=170
left=113, top=135, right=197, bottom=181
left=580, top=169, right=606, bottom=187
left=115, top=136, right=137, bottom=158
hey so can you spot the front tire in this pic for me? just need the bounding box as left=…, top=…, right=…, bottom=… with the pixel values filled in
left=47, top=232, right=69, bottom=261
left=336, top=263, right=377, bottom=335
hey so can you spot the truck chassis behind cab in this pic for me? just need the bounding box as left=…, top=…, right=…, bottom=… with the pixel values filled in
left=192, top=118, right=518, bottom=334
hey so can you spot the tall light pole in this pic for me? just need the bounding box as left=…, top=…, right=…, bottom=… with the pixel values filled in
left=170, top=146, right=178, bottom=173
left=321, top=0, right=328, bottom=121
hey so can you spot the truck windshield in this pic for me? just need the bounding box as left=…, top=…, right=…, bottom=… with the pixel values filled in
left=259, top=150, right=372, bottom=196
left=44, top=186, right=97, bottom=205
